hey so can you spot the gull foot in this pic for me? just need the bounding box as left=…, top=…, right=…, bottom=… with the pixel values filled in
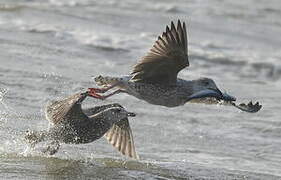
left=87, top=89, right=106, bottom=100
left=88, top=87, right=107, bottom=93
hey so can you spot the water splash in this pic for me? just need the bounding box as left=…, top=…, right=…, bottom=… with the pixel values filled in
left=0, top=87, right=19, bottom=118
left=0, top=87, right=7, bottom=102
left=0, top=87, right=9, bottom=124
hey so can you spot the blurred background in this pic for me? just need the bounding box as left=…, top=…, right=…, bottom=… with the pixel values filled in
left=0, top=0, right=281, bottom=179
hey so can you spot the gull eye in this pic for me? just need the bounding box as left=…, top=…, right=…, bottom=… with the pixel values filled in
left=204, top=81, right=209, bottom=86
left=115, top=108, right=121, bottom=113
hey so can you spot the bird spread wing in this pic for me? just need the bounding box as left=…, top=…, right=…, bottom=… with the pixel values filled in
left=130, top=20, right=189, bottom=85
left=84, top=103, right=138, bottom=159
left=45, top=93, right=88, bottom=125
left=104, top=118, right=139, bottom=159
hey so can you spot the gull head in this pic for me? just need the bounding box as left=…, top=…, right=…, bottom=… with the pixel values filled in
left=187, top=77, right=236, bottom=102
left=102, top=106, right=136, bottom=124
left=193, top=78, right=218, bottom=91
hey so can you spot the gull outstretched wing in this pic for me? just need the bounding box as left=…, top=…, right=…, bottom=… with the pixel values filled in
left=45, top=93, right=88, bottom=125
left=104, top=118, right=138, bottom=159
left=131, top=20, right=189, bottom=85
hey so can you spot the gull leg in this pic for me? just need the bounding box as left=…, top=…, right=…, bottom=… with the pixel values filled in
left=88, top=83, right=120, bottom=93
left=88, top=89, right=126, bottom=100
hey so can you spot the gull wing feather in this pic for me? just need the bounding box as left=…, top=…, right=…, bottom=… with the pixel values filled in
left=104, top=118, right=139, bottom=159
left=45, top=93, right=88, bottom=125
left=131, top=20, right=189, bottom=85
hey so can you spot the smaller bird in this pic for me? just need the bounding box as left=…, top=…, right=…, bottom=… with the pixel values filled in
left=25, top=92, right=138, bottom=159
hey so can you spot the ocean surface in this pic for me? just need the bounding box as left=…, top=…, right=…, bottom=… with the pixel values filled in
left=0, top=0, right=281, bottom=179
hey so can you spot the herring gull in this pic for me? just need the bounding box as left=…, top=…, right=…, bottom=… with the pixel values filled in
left=88, top=20, right=261, bottom=113
left=25, top=92, right=138, bottom=159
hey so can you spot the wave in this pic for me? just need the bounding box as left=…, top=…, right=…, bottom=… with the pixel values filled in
left=0, top=4, right=24, bottom=12
left=10, top=19, right=131, bottom=53
left=1, top=151, right=281, bottom=179
left=145, top=4, right=182, bottom=14
left=48, top=0, right=183, bottom=14
left=72, top=31, right=131, bottom=52
left=5, top=12, right=281, bottom=81
left=189, top=45, right=281, bottom=82
left=48, top=0, right=96, bottom=7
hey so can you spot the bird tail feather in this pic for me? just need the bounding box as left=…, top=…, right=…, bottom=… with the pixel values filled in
left=94, top=75, right=122, bottom=87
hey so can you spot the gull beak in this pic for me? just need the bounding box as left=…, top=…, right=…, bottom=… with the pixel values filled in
left=220, top=90, right=236, bottom=102
left=187, top=88, right=236, bottom=102
left=127, top=112, right=136, bottom=117
left=81, top=91, right=89, bottom=97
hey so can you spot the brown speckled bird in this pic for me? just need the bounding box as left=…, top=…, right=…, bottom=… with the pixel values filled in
left=25, top=92, right=139, bottom=159
left=88, top=20, right=261, bottom=112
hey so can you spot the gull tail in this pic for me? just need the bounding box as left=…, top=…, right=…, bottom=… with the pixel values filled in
left=94, top=75, right=120, bottom=87
left=94, top=75, right=130, bottom=87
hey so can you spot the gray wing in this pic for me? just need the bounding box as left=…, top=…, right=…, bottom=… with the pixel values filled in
left=45, top=93, right=88, bottom=125
left=131, top=20, right=189, bottom=85
left=84, top=103, right=138, bottom=159
left=189, top=98, right=262, bottom=113
left=104, top=118, right=139, bottom=159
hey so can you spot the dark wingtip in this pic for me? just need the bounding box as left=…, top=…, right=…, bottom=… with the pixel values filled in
left=183, top=21, right=186, bottom=29
left=171, top=21, right=176, bottom=30
left=177, top=19, right=181, bottom=29
left=166, top=25, right=170, bottom=33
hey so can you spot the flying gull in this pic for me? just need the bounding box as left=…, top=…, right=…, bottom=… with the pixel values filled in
left=88, top=20, right=261, bottom=113
left=25, top=92, right=138, bottom=159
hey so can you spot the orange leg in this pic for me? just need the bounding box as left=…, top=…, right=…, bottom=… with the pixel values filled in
left=88, top=83, right=119, bottom=93
left=88, top=89, right=126, bottom=100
